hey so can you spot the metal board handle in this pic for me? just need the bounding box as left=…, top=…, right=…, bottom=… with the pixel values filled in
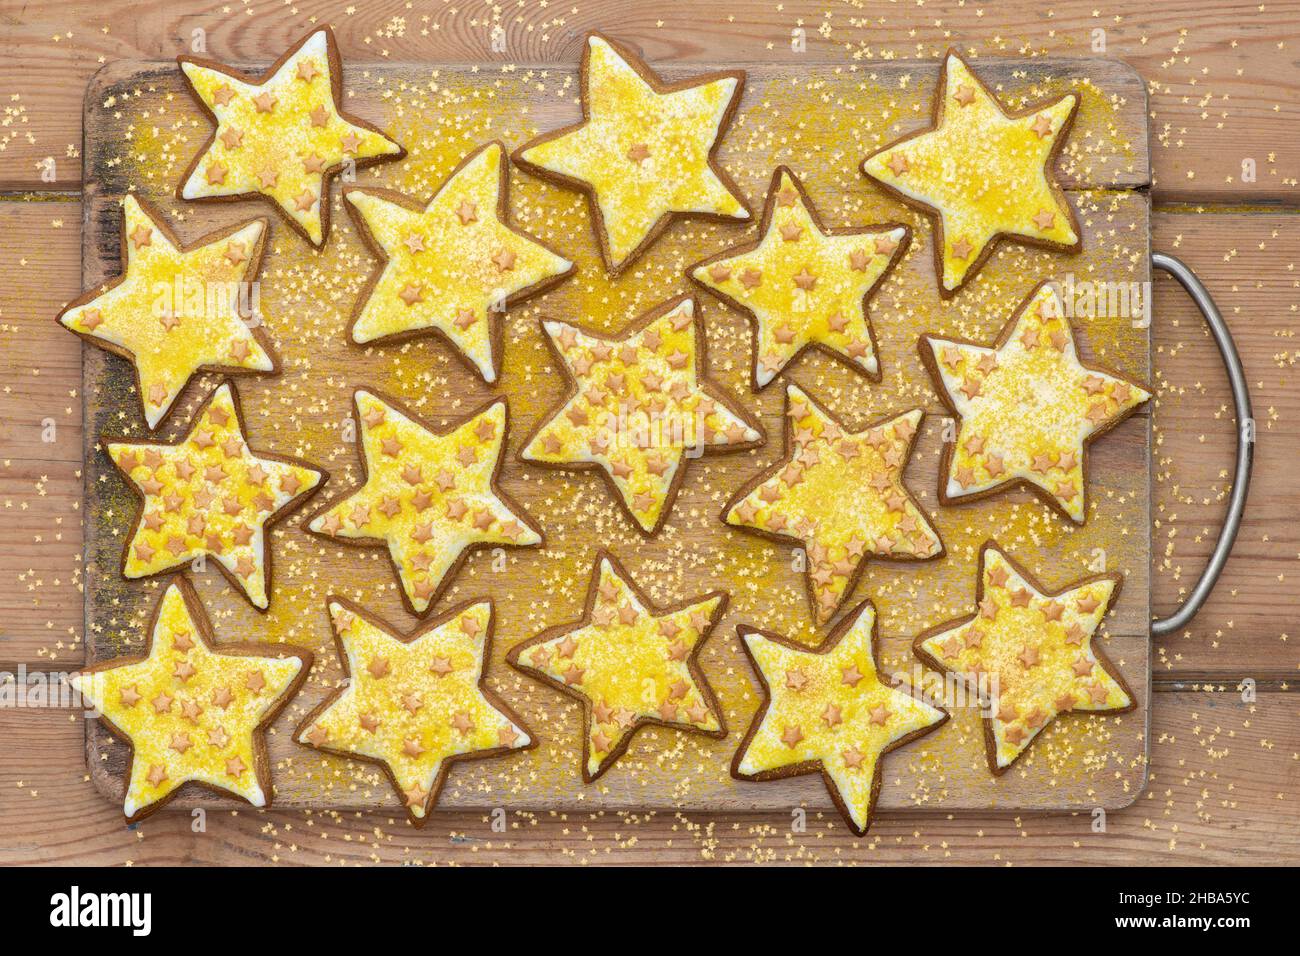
left=1150, top=253, right=1255, bottom=638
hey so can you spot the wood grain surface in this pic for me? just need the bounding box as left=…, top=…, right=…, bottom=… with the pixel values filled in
left=0, top=0, right=1295, bottom=866
left=1, top=0, right=1296, bottom=203
left=3, top=682, right=1295, bottom=865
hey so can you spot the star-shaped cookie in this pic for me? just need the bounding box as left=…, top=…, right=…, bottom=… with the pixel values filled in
left=305, top=390, right=541, bottom=616
left=689, top=166, right=910, bottom=388
left=513, top=32, right=750, bottom=274
left=920, top=281, right=1151, bottom=523
left=913, top=542, right=1134, bottom=774
left=296, top=597, right=533, bottom=825
left=178, top=27, right=404, bottom=246
left=344, top=141, right=574, bottom=382
left=723, top=384, right=942, bottom=626
left=57, top=195, right=277, bottom=430
left=507, top=553, right=726, bottom=781
left=70, top=578, right=311, bottom=821
left=862, top=50, right=1080, bottom=297
left=106, top=381, right=325, bottom=610
left=732, top=601, right=947, bottom=835
left=521, top=295, right=763, bottom=534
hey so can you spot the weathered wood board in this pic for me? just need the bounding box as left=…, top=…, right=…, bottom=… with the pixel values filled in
left=80, top=55, right=1151, bottom=817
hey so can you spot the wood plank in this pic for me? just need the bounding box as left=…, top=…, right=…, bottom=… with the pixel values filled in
left=2, top=204, right=1289, bottom=681
left=0, top=461, right=83, bottom=669
left=78, top=59, right=1153, bottom=814
left=2, top=684, right=1294, bottom=864
left=1147, top=208, right=1300, bottom=679
left=0, top=199, right=83, bottom=463
left=2, top=0, right=1296, bottom=200
left=0, top=200, right=84, bottom=669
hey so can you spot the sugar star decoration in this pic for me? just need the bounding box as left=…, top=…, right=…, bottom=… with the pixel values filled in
left=178, top=27, right=404, bottom=246
left=57, top=195, right=276, bottom=430
left=70, top=578, right=310, bottom=821
left=690, top=166, right=910, bottom=388
left=305, top=390, right=541, bottom=615
left=344, top=141, right=574, bottom=382
left=106, top=381, right=324, bottom=610
left=732, top=601, right=947, bottom=835
left=723, top=384, right=942, bottom=626
left=920, top=282, right=1151, bottom=523
left=913, top=542, right=1134, bottom=774
left=862, top=51, right=1080, bottom=297
left=297, top=598, right=533, bottom=824
left=521, top=295, right=763, bottom=533
left=514, top=32, right=749, bottom=274
left=507, top=553, right=726, bottom=781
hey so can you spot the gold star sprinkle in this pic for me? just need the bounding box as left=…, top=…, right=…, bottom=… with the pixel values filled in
left=733, top=601, right=947, bottom=835
left=691, top=167, right=909, bottom=388
left=179, top=27, right=404, bottom=245
left=862, top=50, right=1080, bottom=296
left=921, top=282, right=1150, bottom=523
left=56, top=196, right=276, bottom=429
left=522, top=296, right=763, bottom=533
left=306, top=390, right=541, bottom=615
left=344, top=142, right=573, bottom=382
left=914, top=543, right=1134, bottom=773
left=508, top=554, right=726, bottom=781
left=106, top=382, right=323, bottom=609
left=70, top=579, right=309, bottom=821
left=724, top=384, right=942, bottom=625
left=514, top=33, right=749, bottom=273
left=298, top=598, right=532, bottom=823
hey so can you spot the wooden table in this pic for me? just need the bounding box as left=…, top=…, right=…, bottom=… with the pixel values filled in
left=1, top=0, right=1298, bottom=866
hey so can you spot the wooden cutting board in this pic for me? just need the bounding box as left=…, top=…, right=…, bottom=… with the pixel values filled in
left=79, top=54, right=1151, bottom=818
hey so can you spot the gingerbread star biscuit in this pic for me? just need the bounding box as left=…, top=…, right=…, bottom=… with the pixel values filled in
left=732, top=601, right=947, bottom=835
left=106, top=381, right=325, bottom=610
left=305, top=390, right=541, bottom=616
left=862, top=50, right=1080, bottom=297
left=297, top=598, right=533, bottom=825
left=514, top=32, right=750, bottom=274
left=723, top=384, right=942, bottom=626
left=70, top=578, right=311, bottom=821
left=507, top=553, right=726, bottom=781
left=344, top=141, right=574, bottom=382
left=57, top=195, right=276, bottom=430
left=178, top=27, right=404, bottom=246
left=690, top=167, right=909, bottom=388
left=521, top=295, right=763, bottom=534
left=913, top=542, right=1134, bottom=774
left=920, top=281, right=1151, bottom=523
